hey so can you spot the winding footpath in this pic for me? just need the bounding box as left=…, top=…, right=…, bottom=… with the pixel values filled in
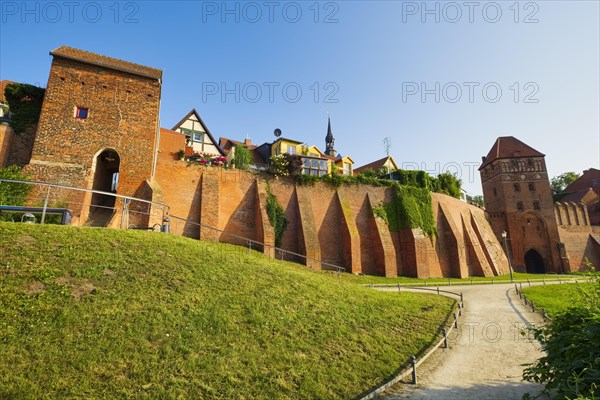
left=377, top=283, right=550, bottom=400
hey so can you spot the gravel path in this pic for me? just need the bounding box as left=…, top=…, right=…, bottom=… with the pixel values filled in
left=377, top=283, right=550, bottom=400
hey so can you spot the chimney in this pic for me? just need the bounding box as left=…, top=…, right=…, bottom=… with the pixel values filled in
left=244, top=138, right=251, bottom=146
left=481, top=156, right=487, bottom=163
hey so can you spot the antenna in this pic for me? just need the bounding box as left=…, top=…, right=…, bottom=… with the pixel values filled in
left=274, top=128, right=282, bottom=138
left=383, top=137, right=392, bottom=156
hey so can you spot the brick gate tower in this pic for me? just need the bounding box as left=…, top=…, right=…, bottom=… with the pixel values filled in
left=479, top=137, right=564, bottom=273
left=26, top=46, right=162, bottom=225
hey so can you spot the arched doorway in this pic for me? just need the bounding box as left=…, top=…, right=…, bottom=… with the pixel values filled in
left=524, top=249, right=545, bottom=274
left=91, top=149, right=120, bottom=214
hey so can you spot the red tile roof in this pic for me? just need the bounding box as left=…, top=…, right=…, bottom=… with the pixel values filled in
left=480, top=136, right=544, bottom=169
left=563, top=168, right=600, bottom=193
left=50, top=46, right=162, bottom=80
left=219, top=137, right=257, bottom=154
left=354, top=156, right=397, bottom=175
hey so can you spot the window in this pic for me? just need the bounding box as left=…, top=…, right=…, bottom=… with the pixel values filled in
left=302, top=157, right=327, bottom=176
left=517, top=202, right=524, bottom=211
left=343, top=162, right=352, bottom=176
left=75, top=107, right=88, bottom=119
left=493, top=187, right=497, bottom=197
left=528, top=183, right=536, bottom=191
left=287, top=145, right=296, bottom=155
left=513, top=183, right=520, bottom=192
left=533, top=201, right=541, bottom=210
left=180, top=128, right=204, bottom=143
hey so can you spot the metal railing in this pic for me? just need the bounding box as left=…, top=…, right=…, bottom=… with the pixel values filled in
left=168, top=214, right=346, bottom=273
left=0, top=178, right=170, bottom=229
left=358, top=286, right=464, bottom=400
left=0, top=178, right=346, bottom=273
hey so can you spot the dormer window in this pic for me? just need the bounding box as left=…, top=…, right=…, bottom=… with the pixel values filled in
left=75, top=107, right=89, bottom=119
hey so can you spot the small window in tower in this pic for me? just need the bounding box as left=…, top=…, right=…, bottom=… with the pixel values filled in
left=517, top=202, right=524, bottom=211
left=529, top=183, right=536, bottom=191
left=493, top=187, right=497, bottom=197
left=514, top=183, right=520, bottom=192
left=533, top=201, right=541, bottom=210
left=75, top=107, right=89, bottom=119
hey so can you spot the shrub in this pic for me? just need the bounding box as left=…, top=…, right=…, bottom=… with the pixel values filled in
left=0, top=165, right=32, bottom=205
left=269, top=155, right=289, bottom=177
left=233, top=145, right=252, bottom=170
left=4, top=83, right=45, bottom=134
left=523, top=268, right=600, bottom=399
left=265, top=183, right=288, bottom=247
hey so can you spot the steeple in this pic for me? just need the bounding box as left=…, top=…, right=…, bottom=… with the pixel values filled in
left=325, top=115, right=337, bottom=157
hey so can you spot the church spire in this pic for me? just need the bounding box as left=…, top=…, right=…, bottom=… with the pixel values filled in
left=325, top=115, right=337, bottom=157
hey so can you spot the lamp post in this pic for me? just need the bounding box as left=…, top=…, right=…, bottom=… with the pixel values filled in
left=501, top=231, right=514, bottom=282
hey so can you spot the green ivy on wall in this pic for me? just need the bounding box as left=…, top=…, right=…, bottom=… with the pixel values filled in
left=4, top=83, right=45, bottom=135
left=372, top=183, right=437, bottom=238
left=265, top=183, right=288, bottom=247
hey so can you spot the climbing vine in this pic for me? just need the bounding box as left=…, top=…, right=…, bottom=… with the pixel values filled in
left=4, top=83, right=45, bottom=135
left=372, top=183, right=437, bottom=238
left=265, top=183, right=288, bottom=247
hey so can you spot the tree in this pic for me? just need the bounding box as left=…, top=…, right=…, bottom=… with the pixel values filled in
left=233, top=145, right=252, bottom=170
left=550, top=172, right=580, bottom=193
left=467, top=194, right=485, bottom=207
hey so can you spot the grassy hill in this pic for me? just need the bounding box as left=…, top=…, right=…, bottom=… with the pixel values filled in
left=0, top=223, right=454, bottom=399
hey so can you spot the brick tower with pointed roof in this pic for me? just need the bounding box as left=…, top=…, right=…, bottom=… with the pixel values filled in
left=479, top=136, right=564, bottom=273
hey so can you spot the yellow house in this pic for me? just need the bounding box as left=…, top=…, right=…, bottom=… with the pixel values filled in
left=268, top=139, right=354, bottom=176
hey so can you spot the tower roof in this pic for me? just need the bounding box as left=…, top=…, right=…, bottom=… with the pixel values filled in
left=50, top=46, right=162, bottom=80
left=479, top=136, right=545, bottom=170
left=326, top=116, right=333, bottom=141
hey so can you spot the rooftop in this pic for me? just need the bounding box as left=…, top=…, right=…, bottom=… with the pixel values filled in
left=50, top=46, right=162, bottom=80
left=479, top=136, right=545, bottom=170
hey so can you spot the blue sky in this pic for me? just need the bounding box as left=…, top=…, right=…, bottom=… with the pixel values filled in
left=1, top=0, right=598, bottom=194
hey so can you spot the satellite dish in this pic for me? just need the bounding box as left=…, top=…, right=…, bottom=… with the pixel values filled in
left=274, top=128, right=282, bottom=138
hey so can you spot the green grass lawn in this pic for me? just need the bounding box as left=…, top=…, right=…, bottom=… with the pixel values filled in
left=0, top=223, right=455, bottom=399
left=328, top=271, right=579, bottom=286
left=521, top=282, right=595, bottom=316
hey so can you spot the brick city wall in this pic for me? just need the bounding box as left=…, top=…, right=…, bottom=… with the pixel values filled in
left=153, top=164, right=511, bottom=278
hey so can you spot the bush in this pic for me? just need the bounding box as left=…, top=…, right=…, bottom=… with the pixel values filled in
left=523, top=268, right=600, bottom=399
left=0, top=165, right=32, bottom=206
left=233, top=145, right=252, bottom=170
left=4, top=83, right=45, bottom=134
left=265, top=183, right=288, bottom=247
left=269, top=155, right=289, bottom=177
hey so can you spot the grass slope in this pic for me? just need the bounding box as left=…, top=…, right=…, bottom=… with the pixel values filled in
left=0, top=223, right=454, bottom=399
left=522, top=282, right=594, bottom=316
